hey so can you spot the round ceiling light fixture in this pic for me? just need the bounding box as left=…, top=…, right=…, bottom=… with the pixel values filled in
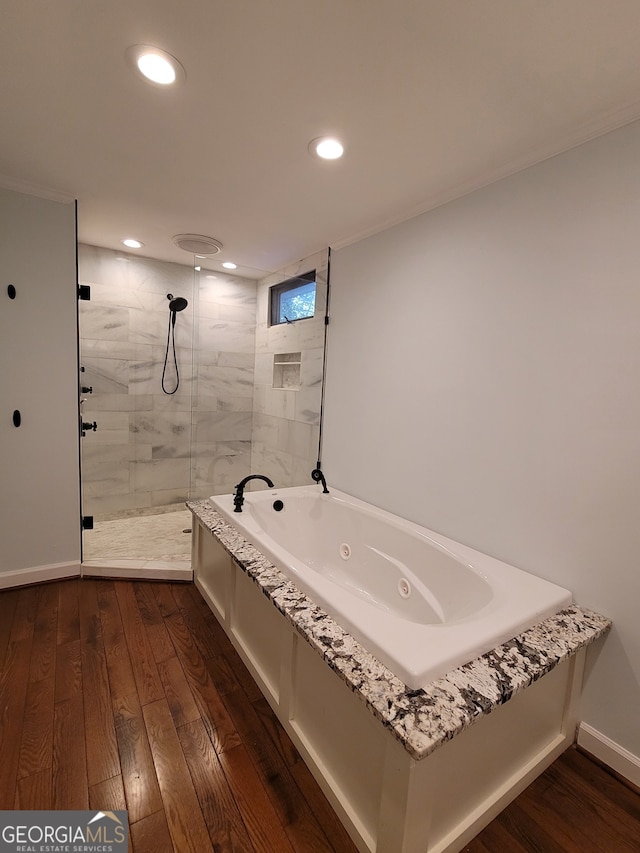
left=122, top=238, right=144, bottom=249
left=309, top=136, right=344, bottom=160
left=126, top=45, right=186, bottom=86
left=222, top=262, right=237, bottom=270
left=173, top=234, right=223, bottom=255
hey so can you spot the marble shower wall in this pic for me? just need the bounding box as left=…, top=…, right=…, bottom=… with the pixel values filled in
left=251, top=249, right=329, bottom=487
left=191, top=271, right=258, bottom=499
left=78, top=245, right=257, bottom=516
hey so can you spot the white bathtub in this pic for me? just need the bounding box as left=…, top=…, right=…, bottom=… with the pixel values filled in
left=209, top=484, right=572, bottom=688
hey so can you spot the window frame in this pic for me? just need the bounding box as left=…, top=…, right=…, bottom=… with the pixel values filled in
left=268, top=270, right=316, bottom=326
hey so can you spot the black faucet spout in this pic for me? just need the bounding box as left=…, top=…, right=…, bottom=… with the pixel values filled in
left=311, top=468, right=329, bottom=494
left=233, top=474, right=275, bottom=512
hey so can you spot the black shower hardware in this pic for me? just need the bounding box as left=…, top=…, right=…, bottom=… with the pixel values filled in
left=311, top=468, right=329, bottom=493
left=7, top=284, right=16, bottom=299
left=13, top=410, right=21, bottom=428
left=80, top=385, right=93, bottom=394
left=233, top=474, right=275, bottom=512
left=162, top=293, right=189, bottom=395
left=81, top=420, right=97, bottom=436
left=168, top=295, right=188, bottom=313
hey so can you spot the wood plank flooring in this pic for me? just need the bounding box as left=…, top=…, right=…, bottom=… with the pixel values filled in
left=0, top=578, right=638, bottom=852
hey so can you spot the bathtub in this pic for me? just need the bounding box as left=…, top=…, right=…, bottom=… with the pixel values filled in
left=209, top=484, right=572, bottom=688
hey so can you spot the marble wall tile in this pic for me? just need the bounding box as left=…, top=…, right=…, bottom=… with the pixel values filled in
left=130, top=410, right=192, bottom=442
left=191, top=393, right=218, bottom=413
left=81, top=357, right=129, bottom=395
left=151, top=442, right=192, bottom=460
left=80, top=393, right=154, bottom=413
left=197, top=351, right=255, bottom=369
left=131, top=458, right=191, bottom=492
left=268, top=388, right=297, bottom=420
left=80, top=423, right=129, bottom=447
left=294, top=388, right=321, bottom=425
left=199, top=274, right=257, bottom=308
left=251, top=413, right=282, bottom=447
left=83, top=410, right=130, bottom=431
left=285, top=420, right=319, bottom=461
left=292, top=454, right=318, bottom=487
left=84, top=490, right=153, bottom=516
left=151, top=391, right=193, bottom=413
left=190, top=440, right=252, bottom=497
left=129, top=356, right=194, bottom=397
left=217, top=397, right=255, bottom=414
left=82, top=465, right=130, bottom=497
left=130, top=307, right=181, bottom=348
left=218, top=302, right=257, bottom=325
left=300, top=347, right=324, bottom=388
left=196, top=364, right=255, bottom=400
left=150, top=487, right=190, bottom=507
left=198, top=319, right=256, bottom=353
left=253, top=352, right=274, bottom=386
left=79, top=304, right=130, bottom=342
left=250, top=444, right=294, bottom=487
left=80, top=443, right=133, bottom=466
left=80, top=337, right=153, bottom=363
left=79, top=279, right=146, bottom=309
left=193, top=411, right=253, bottom=443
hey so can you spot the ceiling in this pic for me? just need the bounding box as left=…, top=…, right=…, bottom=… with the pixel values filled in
left=2, top=0, right=640, bottom=278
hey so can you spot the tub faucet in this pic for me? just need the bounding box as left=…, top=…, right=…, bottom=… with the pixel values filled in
left=233, top=474, right=275, bottom=512
left=311, top=468, right=329, bottom=493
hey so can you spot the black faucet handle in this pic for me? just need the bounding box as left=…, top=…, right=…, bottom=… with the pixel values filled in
left=311, top=468, right=329, bottom=493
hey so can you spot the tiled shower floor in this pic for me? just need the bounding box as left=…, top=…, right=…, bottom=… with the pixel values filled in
left=82, top=509, right=193, bottom=579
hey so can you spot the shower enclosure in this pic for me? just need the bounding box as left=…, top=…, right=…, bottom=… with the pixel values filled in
left=77, top=243, right=329, bottom=577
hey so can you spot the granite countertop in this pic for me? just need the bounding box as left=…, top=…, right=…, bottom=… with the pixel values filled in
left=188, top=499, right=611, bottom=761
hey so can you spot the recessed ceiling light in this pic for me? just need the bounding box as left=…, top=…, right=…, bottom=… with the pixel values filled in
left=126, top=45, right=186, bottom=87
left=309, top=137, right=344, bottom=160
left=222, top=262, right=237, bottom=269
left=122, top=238, right=144, bottom=249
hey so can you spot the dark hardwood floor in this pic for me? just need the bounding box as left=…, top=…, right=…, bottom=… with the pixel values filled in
left=0, top=578, right=638, bottom=852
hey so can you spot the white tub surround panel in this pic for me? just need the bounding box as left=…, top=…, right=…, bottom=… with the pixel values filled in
left=189, top=499, right=610, bottom=853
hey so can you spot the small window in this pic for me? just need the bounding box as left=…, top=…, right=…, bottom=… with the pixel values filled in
left=269, top=271, right=316, bottom=326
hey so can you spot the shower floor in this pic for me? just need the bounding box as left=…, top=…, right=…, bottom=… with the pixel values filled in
left=82, top=508, right=193, bottom=580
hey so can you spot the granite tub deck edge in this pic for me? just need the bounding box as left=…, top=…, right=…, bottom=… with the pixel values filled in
left=188, top=499, right=612, bottom=761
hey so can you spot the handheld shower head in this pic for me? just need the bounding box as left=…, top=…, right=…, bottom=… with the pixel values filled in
left=167, top=294, right=188, bottom=312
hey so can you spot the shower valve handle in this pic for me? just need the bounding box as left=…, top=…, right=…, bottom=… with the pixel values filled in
left=81, top=421, right=97, bottom=436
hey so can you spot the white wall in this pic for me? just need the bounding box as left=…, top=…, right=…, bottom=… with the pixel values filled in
left=324, top=119, right=640, bottom=764
left=0, top=187, right=80, bottom=583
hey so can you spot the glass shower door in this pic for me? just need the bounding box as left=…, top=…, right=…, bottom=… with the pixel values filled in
left=78, top=244, right=195, bottom=575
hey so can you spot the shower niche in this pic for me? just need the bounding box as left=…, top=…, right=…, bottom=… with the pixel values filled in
left=272, top=352, right=302, bottom=390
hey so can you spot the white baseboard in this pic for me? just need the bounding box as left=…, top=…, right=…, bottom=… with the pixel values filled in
left=578, top=722, right=640, bottom=789
left=0, top=561, right=81, bottom=589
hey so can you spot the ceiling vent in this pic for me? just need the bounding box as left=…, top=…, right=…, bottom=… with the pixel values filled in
left=172, top=234, right=223, bottom=255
